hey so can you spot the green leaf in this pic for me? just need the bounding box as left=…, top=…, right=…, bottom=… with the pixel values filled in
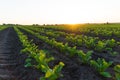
left=24, top=63, right=32, bottom=67
left=53, top=62, right=65, bottom=73
left=25, top=58, right=32, bottom=63
left=100, top=72, right=112, bottom=78
left=90, top=60, right=99, bottom=70
left=90, top=58, right=112, bottom=72
left=78, top=50, right=92, bottom=64
left=45, top=57, right=54, bottom=63
left=45, top=69, right=53, bottom=78
left=41, top=65, right=49, bottom=72
left=40, top=77, right=46, bottom=80
left=114, top=65, right=120, bottom=73
left=115, top=73, right=120, bottom=80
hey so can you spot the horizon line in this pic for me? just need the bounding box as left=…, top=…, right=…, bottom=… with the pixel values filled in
left=1, top=22, right=120, bottom=25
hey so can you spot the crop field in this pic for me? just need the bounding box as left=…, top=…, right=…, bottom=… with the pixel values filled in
left=0, top=24, right=120, bottom=80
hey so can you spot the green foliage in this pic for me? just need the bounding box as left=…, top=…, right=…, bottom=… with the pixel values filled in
left=15, top=24, right=120, bottom=80
left=46, top=31, right=60, bottom=38
left=14, top=27, right=65, bottom=80
left=40, top=62, right=65, bottom=80
left=24, top=58, right=32, bottom=67
left=114, top=65, right=120, bottom=80
left=90, top=58, right=112, bottom=78
left=65, top=35, right=83, bottom=46
left=100, top=72, right=112, bottom=78
left=105, top=39, right=116, bottom=48
left=84, top=37, right=96, bottom=49
left=114, top=31, right=120, bottom=37
left=77, top=50, right=93, bottom=64
left=110, top=51, right=119, bottom=56
left=95, top=41, right=105, bottom=52
left=68, top=46, right=77, bottom=57
left=34, top=51, right=54, bottom=72
left=77, top=39, right=83, bottom=46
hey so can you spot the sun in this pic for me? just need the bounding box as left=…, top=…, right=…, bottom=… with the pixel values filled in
left=66, top=24, right=79, bottom=32
left=66, top=24, right=85, bottom=32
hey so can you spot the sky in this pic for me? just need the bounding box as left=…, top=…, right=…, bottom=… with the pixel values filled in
left=0, top=0, right=120, bottom=24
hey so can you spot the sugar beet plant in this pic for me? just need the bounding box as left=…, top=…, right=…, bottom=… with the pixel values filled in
left=77, top=50, right=93, bottom=64
left=90, top=58, right=113, bottom=78
left=114, top=65, right=120, bottom=80
left=25, top=26, right=119, bottom=54
left=66, top=34, right=118, bottom=53
left=0, top=25, right=8, bottom=31
left=20, top=27, right=94, bottom=59
left=26, top=26, right=60, bottom=38
left=14, top=27, right=65, bottom=80
left=19, top=26, right=120, bottom=79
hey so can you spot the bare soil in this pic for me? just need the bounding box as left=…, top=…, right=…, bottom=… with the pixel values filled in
left=19, top=28, right=107, bottom=80
left=0, top=27, right=40, bottom=80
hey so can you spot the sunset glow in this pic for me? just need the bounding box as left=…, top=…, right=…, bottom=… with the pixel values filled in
left=0, top=0, right=120, bottom=24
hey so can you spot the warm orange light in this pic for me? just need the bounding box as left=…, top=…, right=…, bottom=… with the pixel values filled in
left=68, top=24, right=80, bottom=32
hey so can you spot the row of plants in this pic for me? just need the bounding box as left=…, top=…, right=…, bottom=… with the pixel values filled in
left=28, top=27, right=60, bottom=38
left=65, top=35, right=119, bottom=54
left=19, top=26, right=120, bottom=79
left=25, top=26, right=120, bottom=55
left=14, top=27, right=65, bottom=80
left=19, top=27, right=92, bottom=57
left=38, top=24, right=120, bottom=38
left=0, top=25, right=8, bottom=31
left=22, top=26, right=75, bottom=38
left=80, top=24, right=120, bottom=38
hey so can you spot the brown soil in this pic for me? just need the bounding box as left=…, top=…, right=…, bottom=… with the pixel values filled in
left=0, top=27, right=40, bottom=80
left=19, top=28, right=107, bottom=80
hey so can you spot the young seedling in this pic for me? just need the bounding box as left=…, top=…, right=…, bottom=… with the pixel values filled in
left=40, top=62, right=65, bottom=80
left=24, top=58, right=32, bottom=67
left=105, top=39, right=116, bottom=48
left=90, top=58, right=112, bottom=78
left=77, top=50, right=93, bottom=64
left=114, top=65, right=120, bottom=80
left=68, top=46, right=77, bottom=57
left=95, top=41, right=105, bottom=52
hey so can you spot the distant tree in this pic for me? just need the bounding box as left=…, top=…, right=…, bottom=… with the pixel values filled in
left=107, top=22, right=109, bottom=24
left=2, top=23, right=6, bottom=25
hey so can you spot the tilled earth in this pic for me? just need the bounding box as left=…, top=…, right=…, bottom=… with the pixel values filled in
left=19, top=28, right=106, bottom=80
left=0, top=27, right=118, bottom=80
left=0, top=27, right=40, bottom=80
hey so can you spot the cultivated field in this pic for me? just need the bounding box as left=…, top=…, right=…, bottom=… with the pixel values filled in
left=0, top=24, right=120, bottom=80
